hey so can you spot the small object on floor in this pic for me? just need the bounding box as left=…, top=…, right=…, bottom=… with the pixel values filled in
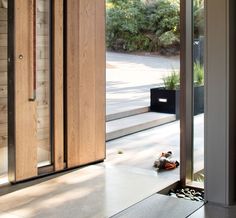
left=168, top=187, right=204, bottom=202
left=117, top=150, right=123, bottom=154
left=153, top=151, right=179, bottom=170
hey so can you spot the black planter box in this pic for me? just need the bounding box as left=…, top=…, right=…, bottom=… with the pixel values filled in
left=150, top=86, right=204, bottom=118
left=150, top=88, right=180, bottom=118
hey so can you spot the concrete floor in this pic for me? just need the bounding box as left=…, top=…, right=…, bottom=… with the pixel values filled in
left=0, top=52, right=206, bottom=218
left=0, top=164, right=179, bottom=218
left=0, top=115, right=204, bottom=218
left=106, top=114, right=204, bottom=175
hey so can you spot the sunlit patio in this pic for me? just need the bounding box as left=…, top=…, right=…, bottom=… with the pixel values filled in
left=106, top=52, right=204, bottom=176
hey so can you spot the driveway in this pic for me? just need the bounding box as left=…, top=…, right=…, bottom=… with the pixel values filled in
left=106, top=52, right=180, bottom=116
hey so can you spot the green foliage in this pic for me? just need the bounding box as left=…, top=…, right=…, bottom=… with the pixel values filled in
left=194, top=62, right=204, bottom=86
left=159, top=31, right=179, bottom=47
left=106, top=0, right=180, bottom=53
left=106, top=0, right=204, bottom=53
left=162, top=69, right=180, bottom=90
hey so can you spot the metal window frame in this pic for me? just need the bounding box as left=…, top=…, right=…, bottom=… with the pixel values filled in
left=180, top=0, right=194, bottom=185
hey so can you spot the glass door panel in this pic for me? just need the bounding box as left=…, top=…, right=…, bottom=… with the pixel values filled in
left=36, top=0, right=52, bottom=167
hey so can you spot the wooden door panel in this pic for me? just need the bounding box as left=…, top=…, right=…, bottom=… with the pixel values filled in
left=53, top=0, right=64, bottom=171
left=67, top=0, right=105, bottom=167
left=8, top=0, right=65, bottom=181
left=8, top=0, right=37, bottom=182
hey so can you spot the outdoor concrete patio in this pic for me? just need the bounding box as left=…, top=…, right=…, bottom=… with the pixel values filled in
left=106, top=52, right=204, bottom=174
left=106, top=114, right=204, bottom=176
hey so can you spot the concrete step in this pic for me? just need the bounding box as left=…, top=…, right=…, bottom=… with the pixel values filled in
left=106, top=106, right=150, bottom=121
left=106, top=112, right=176, bottom=141
left=112, top=193, right=203, bottom=218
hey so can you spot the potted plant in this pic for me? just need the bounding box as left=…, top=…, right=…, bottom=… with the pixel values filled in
left=150, top=70, right=180, bottom=118
left=150, top=63, right=204, bottom=118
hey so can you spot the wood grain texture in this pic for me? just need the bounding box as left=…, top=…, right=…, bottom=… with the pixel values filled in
left=67, top=0, right=105, bottom=167
left=67, top=0, right=80, bottom=167
left=53, top=0, right=64, bottom=171
left=14, top=0, right=37, bottom=181
left=95, top=0, right=106, bottom=160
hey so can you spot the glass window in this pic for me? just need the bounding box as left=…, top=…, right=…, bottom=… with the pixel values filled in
left=36, top=0, right=52, bottom=167
left=193, top=0, right=204, bottom=184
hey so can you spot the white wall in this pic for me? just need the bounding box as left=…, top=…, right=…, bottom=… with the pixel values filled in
left=205, top=0, right=236, bottom=205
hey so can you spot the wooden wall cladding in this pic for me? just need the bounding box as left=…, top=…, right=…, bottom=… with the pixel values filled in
left=67, top=0, right=105, bottom=167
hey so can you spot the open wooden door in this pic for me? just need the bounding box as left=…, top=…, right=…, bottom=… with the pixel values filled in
left=8, top=0, right=38, bottom=182
left=66, top=0, right=106, bottom=167
left=8, top=0, right=64, bottom=182
left=7, top=0, right=105, bottom=183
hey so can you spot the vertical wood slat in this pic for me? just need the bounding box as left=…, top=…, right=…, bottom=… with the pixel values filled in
left=13, top=0, right=37, bottom=181
left=53, top=0, right=64, bottom=171
left=67, top=0, right=105, bottom=167
left=95, top=0, right=106, bottom=161
left=66, top=0, right=80, bottom=166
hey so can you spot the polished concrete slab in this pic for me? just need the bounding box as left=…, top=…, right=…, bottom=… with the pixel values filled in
left=0, top=164, right=178, bottom=218
left=112, top=194, right=203, bottom=218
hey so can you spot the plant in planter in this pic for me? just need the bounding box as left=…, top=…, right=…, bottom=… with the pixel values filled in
left=163, top=70, right=180, bottom=90
left=150, top=70, right=180, bottom=118
left=151, top=63, right=204, bottom=118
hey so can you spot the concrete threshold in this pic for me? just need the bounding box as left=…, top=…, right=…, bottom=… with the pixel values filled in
left=112, top=193, right=203, bottom=218
left=106, top=112, right=176, bottom=141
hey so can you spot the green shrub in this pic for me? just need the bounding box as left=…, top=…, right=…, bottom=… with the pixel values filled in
left=106, top=0, right=180, bottom=53
left=159, top=30, right=179, bottom=47
left=162, top=69, right=180, bottom=90
left=106, top=0, right=204, bottom=54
